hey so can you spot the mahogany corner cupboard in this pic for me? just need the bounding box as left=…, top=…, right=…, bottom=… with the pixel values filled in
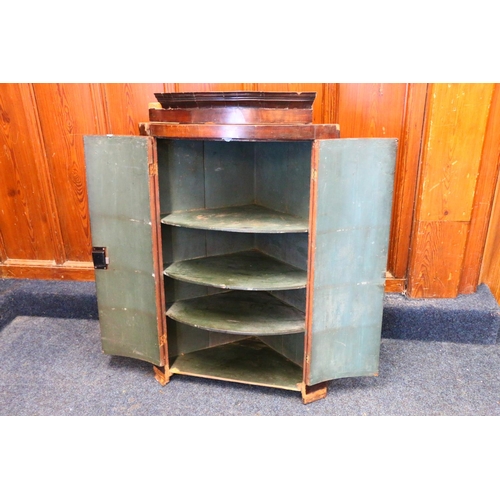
left=83, top=92, right=397, bottom=404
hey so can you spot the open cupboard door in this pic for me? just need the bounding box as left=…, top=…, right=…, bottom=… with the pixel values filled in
left=84, top=135, right=166, bottom=367
left=306, top=138, right=397, bottom=386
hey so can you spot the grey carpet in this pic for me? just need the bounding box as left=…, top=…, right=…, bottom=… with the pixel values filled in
left=0, top=278, right=499, bottom=415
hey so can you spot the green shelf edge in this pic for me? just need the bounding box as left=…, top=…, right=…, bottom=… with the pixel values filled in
left=161, top=204, right=309, bottom=233
left=167, top=290, right=305, bottom=336
left=164, top=249, right=307, bottom=291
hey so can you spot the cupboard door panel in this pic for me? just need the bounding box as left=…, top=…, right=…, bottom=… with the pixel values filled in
left=84, top=135, right=163, bottom=365
left=307, top=139, right=397, bottom=385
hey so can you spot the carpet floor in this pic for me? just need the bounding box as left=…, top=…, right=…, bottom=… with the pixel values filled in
left=1, top=313, right=498, bottom=416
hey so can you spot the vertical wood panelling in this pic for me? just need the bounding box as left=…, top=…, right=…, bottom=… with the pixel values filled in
left=337, top=83, right=413, bottom=286
left=255, top=83, right=325, bottom=123
left=1, top=82, right=500, bottom=301
left=102, top=83, right=165, bottom=135
left=337, top=83, right=407, bottom=138
left=387, top=84, right=428, bottom=278
left=409, top=220, right=469, bottom=297
left=33, top=83, right=107, bottom=262
left=0, top=84, right=63, bottom=262
left=408, top=83, right=495, bottom=298
left=460, top=84, right=500, bottom=294
left=417, top=84, right=494, bottom=221
left=480, top=174, right=500, bottom=302
left=176, top=83, right=255, bottom=92
left=321, top=84, right=339, bottom=124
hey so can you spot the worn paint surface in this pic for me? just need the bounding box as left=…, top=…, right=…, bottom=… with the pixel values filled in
left=161, top=204, right=308, bottom=233
left=170, top=337, right=303, bottom=391
left=164, top=249, right=307, bottom=290
left=167, top=290, right=305, bottom=335
left=84, top=135, right=162, bottom=365
left=308, top=138, right=397, bottom=385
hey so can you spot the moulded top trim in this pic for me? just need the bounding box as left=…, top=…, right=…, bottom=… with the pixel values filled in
left=154, top=91, right=317, bottom=109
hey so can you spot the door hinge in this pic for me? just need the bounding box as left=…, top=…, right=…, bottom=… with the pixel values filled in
left=92, top=247, right=109, bottom=270
left=149, top=162, right=158, bottom=176
left=148, top=138, right=158, bottom=176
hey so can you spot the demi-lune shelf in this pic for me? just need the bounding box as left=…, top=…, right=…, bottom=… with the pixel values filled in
left=161, top=204, right=308, bottom=233
left=166, top=291, right=305, bottom=335
left=164, top=250, right=307, bottom=291
left=169, top=337, right=303, bottom=391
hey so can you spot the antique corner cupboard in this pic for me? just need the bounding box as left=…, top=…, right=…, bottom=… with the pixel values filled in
left=83, top=92, right=397, bottom=404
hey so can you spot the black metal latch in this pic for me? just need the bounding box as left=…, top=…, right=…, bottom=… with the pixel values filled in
left=92, top=247, right=109, bottom=270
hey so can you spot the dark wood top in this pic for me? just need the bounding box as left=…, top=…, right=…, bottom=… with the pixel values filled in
left=140, top=122, right=340, bottom=141
left=154, top=91, right=316, bottom=109
left=151, top=91, right=318, bottom=125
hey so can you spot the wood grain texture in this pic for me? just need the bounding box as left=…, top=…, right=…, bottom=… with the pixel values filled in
left=0, top=259, right=94, bottom=280
left=407, top=84, right=496, bottom=298
left=337, top=84, right=414, bottom=282
left=460, top=84, right=500, bottom=294
left=102, top=83, right=164, bottom=135
left=144, top=122, right=340, bottom=140
left=321, top=84, right=339, bottom=124
left=418, top=83, right=495, bottom=221
left=33, top=84, right=107, bottom=263
left=255, top=83, right=325, bottom=123
left=175, top=83, right=255, bottom=92
left=480, top=163, right=500, bottom=303
left=408, top=220, right=469, bottom=298
left=337, top=83, right=407, bottom=138
left=149, top=107, right=313, bottom=124
left=387, top=84, right=428, bottom=278
left=0, top=84, right=64, bottom=262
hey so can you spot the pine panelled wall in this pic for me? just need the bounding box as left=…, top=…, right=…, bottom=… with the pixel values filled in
left=1, top=83, right=500, bottom=304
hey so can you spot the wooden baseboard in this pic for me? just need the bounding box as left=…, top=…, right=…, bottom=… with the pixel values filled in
left=0, top=259, right=95, bottom=281
left=385, top=272, right=406, bottom=293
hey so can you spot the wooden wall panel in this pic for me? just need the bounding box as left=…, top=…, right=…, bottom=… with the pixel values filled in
left=0, top=84, right=62, bottom=262
left=255, top=83, right=326, bottom=123
left=1, top=82, right=500, bottom=303
left=409, top=220, right=469, bottom=297
left=32, top=83, right=107, bottom=263
left=408, top=83, right=496, bottom=298
left=418, top=84, right=494, bottom=221
left=337, top=83, right=420, bottom=290
left=388, top=84, right=428, bottom=279
left=337, top=83, right=407, bottom=138
left=175, top=83, right=255, bottom=92
left=102, top=83, right=166, bottom=135
left=459, top=85, right=500, bottom=294
left=480, top=173, right=500, bottom=302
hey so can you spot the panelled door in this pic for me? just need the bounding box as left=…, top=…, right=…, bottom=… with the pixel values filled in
left=306, top=138, right=397, bottom=385
left=84, top=135, right=165, bottom=366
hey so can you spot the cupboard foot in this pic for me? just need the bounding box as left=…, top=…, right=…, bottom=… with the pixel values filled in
left=301, top=382, right=328, bottom=404
left=153, top=365, right=170, bottom=386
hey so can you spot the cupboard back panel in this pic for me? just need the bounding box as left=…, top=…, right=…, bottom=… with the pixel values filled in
left=167, top=319, right=245, bottom=358
left=255, top=142, right=311, bottom=219
left=255, top=233, right=309, bottom=271
left=158, top=139, right=255, bottom=213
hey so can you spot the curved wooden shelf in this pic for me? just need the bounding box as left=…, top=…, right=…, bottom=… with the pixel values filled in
left=166, top=291, right=305, bottom=336
left=161, top=204, right=308, bottom=233
left=164, top=250, right=307, bottom=291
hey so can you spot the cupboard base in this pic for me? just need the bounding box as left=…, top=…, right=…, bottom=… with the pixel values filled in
left=152, top=337, right=330, bottom=404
